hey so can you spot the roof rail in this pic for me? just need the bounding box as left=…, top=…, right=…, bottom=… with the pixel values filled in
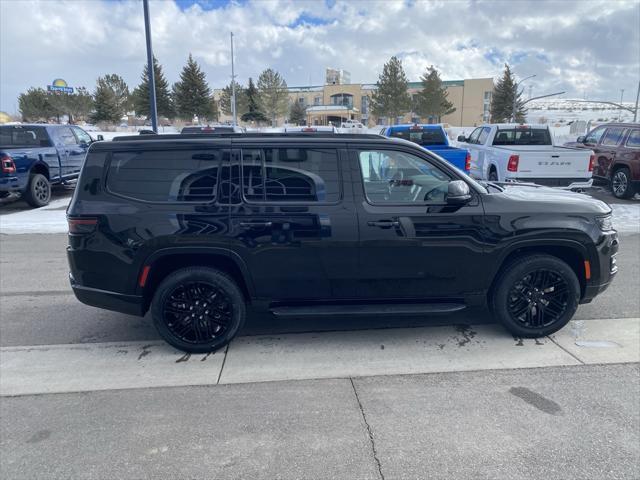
left=112, top=132, right=386, bottom=142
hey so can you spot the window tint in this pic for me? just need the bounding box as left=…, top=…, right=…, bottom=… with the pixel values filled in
left=467, top=128, right=482, bottom=144
left=584, top=127, right=606, bottom=144
left=358, top=150, right=451, bottom=204
left=492, top=128, right=552, bottom=145
left=72, top=127, right=92, bottom=144
left=240, top=147, right=340, bottom=203
left=107, top=149, right=221, bottom=202
left=477, top=127, right=490, bottom=145
left=601, top=127, right=627, bottom=147
left=0, top=126, right=49, bottom=147
left=626, top=129, right=640, bottom=148
left=58, top=127, right=78, bottom=146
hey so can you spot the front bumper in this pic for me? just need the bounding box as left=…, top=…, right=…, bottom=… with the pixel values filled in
left=581, top=230, right=619, bottom=303
left=70, top=273, right=144, bottom=316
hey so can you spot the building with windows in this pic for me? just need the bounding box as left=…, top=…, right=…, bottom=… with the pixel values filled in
left=215, top=75, right=494, bottom=127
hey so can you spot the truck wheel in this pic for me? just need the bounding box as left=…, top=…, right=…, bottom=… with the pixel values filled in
left=611, top=167, right=635, bottom=199
left=151, top=267, right=246, bottom=353
left=24, top=173, right=51, bottom=207
left=491, top=254, right=579, bottom=338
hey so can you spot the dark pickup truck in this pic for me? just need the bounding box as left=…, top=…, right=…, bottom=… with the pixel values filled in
left=0, top=124, right=96, bottom=207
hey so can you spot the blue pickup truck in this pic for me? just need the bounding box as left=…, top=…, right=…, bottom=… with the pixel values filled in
left=0, top=124, right=97, bottom=207
left=380, top=124, right=470, bottom=173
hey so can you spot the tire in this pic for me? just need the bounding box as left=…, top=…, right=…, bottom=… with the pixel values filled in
left=151, top=267, right=246, bottom=353
left=611, top=167, right=635, bottom=199
left=491, top=254, right=580, bottom=338
left=24, top=173, right=51, bottom=207
left=488, top=168, right=499, bottom=182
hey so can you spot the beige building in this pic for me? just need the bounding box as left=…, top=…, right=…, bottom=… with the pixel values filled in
left=215, top=75, right=494, bottom=128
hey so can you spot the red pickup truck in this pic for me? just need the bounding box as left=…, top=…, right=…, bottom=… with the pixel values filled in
left=567, top=122, right=640, bottom=199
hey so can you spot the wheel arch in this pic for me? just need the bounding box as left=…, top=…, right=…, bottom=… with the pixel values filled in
left=30, top=162, right=50, bottom=180
left=139, top=247, right=255, bottom=313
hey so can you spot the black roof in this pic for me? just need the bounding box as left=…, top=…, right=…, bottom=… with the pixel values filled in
left=111, top=132, right=386, bottom=142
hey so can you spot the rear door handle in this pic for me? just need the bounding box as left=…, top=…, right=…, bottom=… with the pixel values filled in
left=367, top=220, right=399, bottom=228
left=239, top=221, right=273, bottom=229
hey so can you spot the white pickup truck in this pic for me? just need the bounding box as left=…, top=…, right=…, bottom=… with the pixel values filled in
left=457, top=124, right=595, bottom=190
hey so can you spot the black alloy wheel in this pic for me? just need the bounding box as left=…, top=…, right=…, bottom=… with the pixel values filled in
left=24, top=173, right=51, bottom=207
left=507, top=269, right=569, bottom=328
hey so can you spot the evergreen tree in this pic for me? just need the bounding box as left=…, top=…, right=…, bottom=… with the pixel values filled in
left=18, top=88, right=53, bottom=122
left=101, top=74, right=130, bottom=116
left=132, top=56, right=174, bottom=119
left=92, top=81, right=121, bottom=123
left=218, top=80, right=247, bottom=118
left=204, top=96, right=219, bottom=123
left=257, top=68, right=289, bottom=126
left=241, top=77, right=268, bottom=123
left=370, top=56, right=412, bottom=124
left=172, top=54, right=213, bottom=121
left=414, top=65, right=455, bottom=123
left=288, top=101, right=306, bottom=125
left=67, top=87, right=94, bottom=123
left=490, top=64, right=526, bottom=123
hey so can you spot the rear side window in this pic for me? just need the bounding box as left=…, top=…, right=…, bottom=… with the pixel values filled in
left=0, top=126, right=49, bottom=147
left=626, top=129, right=640, bottom=148
left=240, top=147, right=340, bottom=203
left=107, top=149, right=221, bottom=203
left=492, top=128, right=551, bottom=146
left=388, top=128, right=446, bottom=146
left=477, top=127, right=490, bottom=145
left=601, top=127, right=627, bottom=147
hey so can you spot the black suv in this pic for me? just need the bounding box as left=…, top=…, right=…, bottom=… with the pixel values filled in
left=67, top=133, right=619, bottom=353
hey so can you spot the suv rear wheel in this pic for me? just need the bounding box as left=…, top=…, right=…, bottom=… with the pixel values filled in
left=24, top=173, right=51, bottom=207
left=611, top=167, right=635, bottom=199
left=151, top=267, right=246, bottom=353
left=491, top=255, right=580, bottom=337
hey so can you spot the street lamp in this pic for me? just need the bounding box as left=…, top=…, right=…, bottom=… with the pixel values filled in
left=511, top=74, right=536, bottom=122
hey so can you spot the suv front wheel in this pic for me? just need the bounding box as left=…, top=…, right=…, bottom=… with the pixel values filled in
left=151, top=267, right=246, bottom=353
left=491, top=255, right=580, bottom=337
left=611, top=167, right=636, bottom=199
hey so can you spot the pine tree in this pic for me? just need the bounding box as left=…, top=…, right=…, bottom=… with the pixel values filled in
left=67, top=87, right=94, bottom=123
left=370, top=56, right=412, bottom=124
left=91, top=75, right=129, bottom=123
left=204, top=96, right=219, bottom=123
left=289, top=101, right=306, bottom=125
left=490, top=64, right=526, bottom=123
left=132, top=56, right=174, bottom=119
left=18, top=88, right=53, bottom=122
left=414, top=65, right=455, bottom=123
left=172, top=54, right=213, bottom=121
left=257, top=68, right=289, bottom=126
left=218, top=81, right=247, bottom=118
left=241, top=77, right=267, bottom=123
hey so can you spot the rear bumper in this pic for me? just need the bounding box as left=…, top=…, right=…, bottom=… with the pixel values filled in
left=581, top=231, right=619, bottom=304
left=509, top=178, right=593, bottom=190
left=0, top=175, right=24, bottom=192
left=70, top=273, right=144, bottom=316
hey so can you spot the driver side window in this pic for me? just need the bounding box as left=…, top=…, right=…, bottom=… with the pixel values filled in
left=358, top=150, right=451, bottom=205
left=584, top=127, right=606, bottom=145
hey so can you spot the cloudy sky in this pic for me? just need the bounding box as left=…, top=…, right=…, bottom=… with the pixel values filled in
left=1, top=0, right=638, bottom=113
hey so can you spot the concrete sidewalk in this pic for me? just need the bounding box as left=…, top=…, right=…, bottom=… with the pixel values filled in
left=2, top=318, right=638, bottom=396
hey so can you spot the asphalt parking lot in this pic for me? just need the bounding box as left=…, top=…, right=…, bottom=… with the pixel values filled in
left=1, top=185, right=639, bottom=479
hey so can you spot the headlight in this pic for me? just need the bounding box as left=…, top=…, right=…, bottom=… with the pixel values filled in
left=595, top=214, right=614, bottom=231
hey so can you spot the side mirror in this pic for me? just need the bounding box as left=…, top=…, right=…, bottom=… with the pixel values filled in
left=446, top=180, right=472, bottom=205
left=576, top=136, right=585, bottom=143
left=96, top=134, right=104, bottom=141
left=457, top=135, right=467, bottom=142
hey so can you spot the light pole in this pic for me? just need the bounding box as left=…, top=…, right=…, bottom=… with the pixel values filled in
left=142, top=0, right=158, bottom=133
left=634, top=80, right=639, bottom=122
left=230, top=32, right=237, bottom=127
left=512, top=74, right=536, bottom=122
left=619, top=89, right=624, bottom=121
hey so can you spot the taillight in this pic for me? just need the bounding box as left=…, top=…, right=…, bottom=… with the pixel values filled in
left=302, top=127, right=317, bottom=132
left=588, top=154, right=595, bottom=172
left=68, top=217, right=98, bottom=234
left=464, top=152, right=471, bottom=172
left=507, top=154, right=519, bottom=172
left=1, top=154, right=16, bottom=174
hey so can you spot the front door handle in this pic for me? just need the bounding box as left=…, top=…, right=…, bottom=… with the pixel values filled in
left=367, top=220, right=399, bottom=228
left=239, top=221, right=273, bottom=229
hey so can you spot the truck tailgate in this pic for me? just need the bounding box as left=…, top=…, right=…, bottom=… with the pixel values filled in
left=499, top=146, right=592, bottom=179
left=424, top=145, right=468, bottom=172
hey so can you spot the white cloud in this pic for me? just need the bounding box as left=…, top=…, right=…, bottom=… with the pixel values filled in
left=0, top=0, right=638, bottom=114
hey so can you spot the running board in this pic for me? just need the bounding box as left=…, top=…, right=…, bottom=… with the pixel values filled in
left=270, top=303, right=466, bottom=317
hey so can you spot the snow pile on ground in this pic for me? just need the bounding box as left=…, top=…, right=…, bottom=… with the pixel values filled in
left=1, top=197, right=638, bottom=235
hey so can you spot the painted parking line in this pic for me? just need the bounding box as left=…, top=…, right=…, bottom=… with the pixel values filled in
left=1, top=318, right=637, bottom=396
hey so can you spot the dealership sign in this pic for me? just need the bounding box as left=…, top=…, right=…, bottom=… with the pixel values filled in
left=47, top=78, right=74, bottom=94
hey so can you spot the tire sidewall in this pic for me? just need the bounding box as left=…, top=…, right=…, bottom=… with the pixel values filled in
left=492, top=255, right=580, bottom=337
left=151, top=267, right=246, bottom=353
left=25, top=173, right=51, bottom=207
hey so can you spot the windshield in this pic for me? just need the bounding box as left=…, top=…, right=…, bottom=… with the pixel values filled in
left=389, top=127, right=447, bottom=146
left=0, top=126, right=49, bottom=148
left=492, top=128, right=552, bottom=146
